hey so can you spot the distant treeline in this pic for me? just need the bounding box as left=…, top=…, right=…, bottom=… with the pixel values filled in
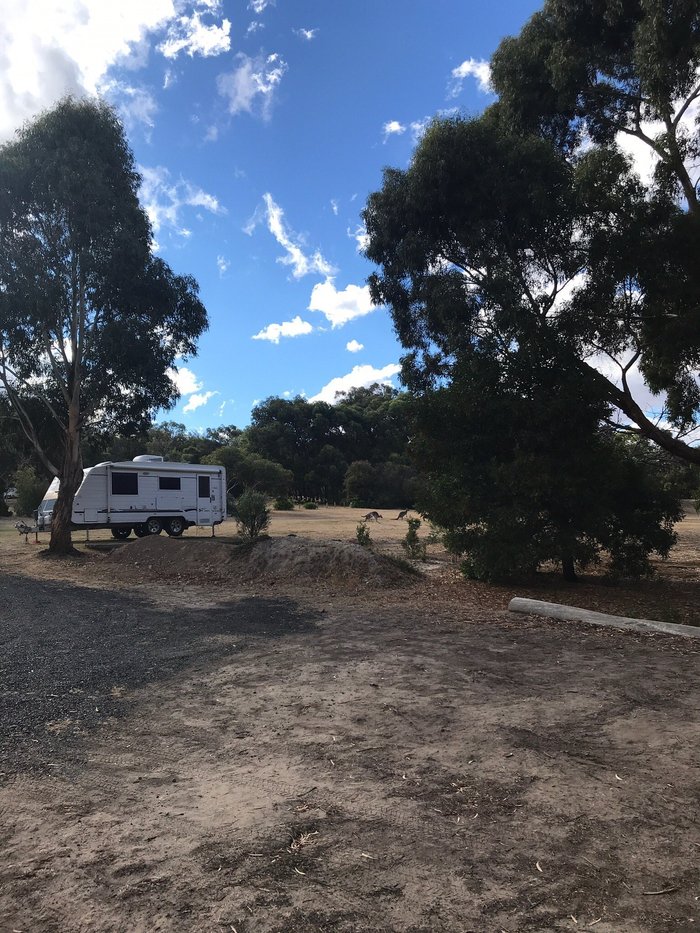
left=1, top=385, right=424, bottom=513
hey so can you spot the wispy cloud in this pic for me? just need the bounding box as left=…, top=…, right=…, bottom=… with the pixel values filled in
left=252, top=316, right=314, bottom=344
left=347, top=224, right=369, bottom=253
left=256, top=193, right=335, bottom=279
left=216, top=255, right=230, bottom=276
left=139, top=165, right=225, bottom=239
left=294, top=27, right=318, bottom=40
left=246, top=20, right=265, bottom=36
left=308, top=280, right=375, bottom=328
left=102, top=80, right=158, bottom=133
left=183, top=390, right=219, bottom=413
left=249, top=0, right=274, bottom=12
left=217, top=52, right=287, bottom=119
left=310, top=363, right=401, bottom=403
left=448, top=58, right=492, bottom=96
left=330, top=199, right=339, bottom=216
left=158, top=8, right=231, bottom=59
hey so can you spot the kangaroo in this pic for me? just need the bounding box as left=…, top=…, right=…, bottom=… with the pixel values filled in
left=363, top=511, right=382, bottom=522
left=396, top=509, right=409, bottom=520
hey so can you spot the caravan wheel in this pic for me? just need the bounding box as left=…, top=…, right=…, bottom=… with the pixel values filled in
left=111, top=527, right=131, bottom=540
left=166, top=517, right=185, bottom=537
left=146, top=517, right=162, bottom=535
left=134, top=525, right=148, bottom=538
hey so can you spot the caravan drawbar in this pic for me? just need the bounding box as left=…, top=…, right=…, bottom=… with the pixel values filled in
left=36, top=456, right=226, bottom=539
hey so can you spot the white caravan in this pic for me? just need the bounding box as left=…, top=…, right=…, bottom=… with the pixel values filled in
left=36, top=456, right=226, bottom=539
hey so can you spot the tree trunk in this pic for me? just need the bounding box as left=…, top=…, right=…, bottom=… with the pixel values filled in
left=562, top=553, right=577, bottom=582
left=48, top=413, right=82, bottom=555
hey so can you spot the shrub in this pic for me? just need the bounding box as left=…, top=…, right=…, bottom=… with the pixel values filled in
left=14, top=466, right=46, bottom=517
left=303, top=501, right=319, bottom=510
left=356, top=522, right=372, bottom=548
left=273, top=496, right=295, bottom=511
left=231, top=488, right=270, bottom=539
left=402, top=517, right=427, bottom=561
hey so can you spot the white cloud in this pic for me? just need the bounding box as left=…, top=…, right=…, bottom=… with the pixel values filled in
left=346, top=340, right=364, bottom=353
left=249, top=0, right=273, bottom=12
left=158, top=9, right=231, bottom=59
left=308, top=280, right=375, bottom=328
left=347, top=224, right=369, bottom=253
left=246, top=21, right=265, bottom=36
left=0, top=0, right=176, bottom=142
left=139, top=165, right=225, bottom=238
left=310, top=364, right=401, bottom=404
left=382, top=120, right=406, bottom=141
left=183, top=390, right=219, bottom=413
left=252, top=316, right=314, bottom=344
left=330, top=199, right=339, bottom=216
left=294, top=28, right=318, bottom=41
left=102, top=80, right=158, bottom=131
left=216, top=255, right=230, bottom=276
left=168, top=365, right=202, bottom=395
left=261, top=193, right=336, bottom=279
left=448, top=58, right=492, bottom=97
left=217, top=52, right=287, bottom=119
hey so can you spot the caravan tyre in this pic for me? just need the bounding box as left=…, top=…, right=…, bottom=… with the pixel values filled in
left=166, top=517, right=185, bottom=537
left=111, top=527, right=131, bottom=540
left=146, top=517, right=162, bottom=535
left=134, top=524, right=148, bottom=538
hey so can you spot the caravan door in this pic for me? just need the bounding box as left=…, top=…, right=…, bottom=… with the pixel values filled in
left=196, top=474, right=213, bottom=524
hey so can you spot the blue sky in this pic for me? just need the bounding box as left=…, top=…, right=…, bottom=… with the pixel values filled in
left=2, top=0, right=540, bottom=429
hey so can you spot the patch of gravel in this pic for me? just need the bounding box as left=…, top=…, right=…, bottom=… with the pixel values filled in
left=0, top=573, right=317, bottom=780
left=107, top=535, right=414, bottom=587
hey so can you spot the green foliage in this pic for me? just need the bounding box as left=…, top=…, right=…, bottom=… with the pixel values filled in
left=364, top=41, right=700, bottom=465
left=246, top=386, right=415, bottom=501
left=401, top=517, right=427, bottom=561
left=273, top=496, right=295, bottom=511
left=14, top=465, right=46, bottom=517
left=231, top=489, right=270, bottom=540
left=413, top=353, right=682, bottom=581
left=0, top=98, right=207, bottom=551
left=303, top=501, right=319, bottom=510
left=344, top=458, right=422, bottom=509
left=356, top=522, right=372, bottom=548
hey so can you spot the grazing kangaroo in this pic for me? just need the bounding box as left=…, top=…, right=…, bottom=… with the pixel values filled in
left=363, top=511, right=382, bottom=522
left=396, top=509, right=409, bottom=520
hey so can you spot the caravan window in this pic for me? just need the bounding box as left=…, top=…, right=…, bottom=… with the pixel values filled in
left=198, top=476, right=210, bottom=498
left=159, top=476, right=181, bottom=491
left=112, top=472, right=138, bottom=496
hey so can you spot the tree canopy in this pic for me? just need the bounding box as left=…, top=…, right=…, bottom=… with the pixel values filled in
left=0, top=98, right=208, bottom=551
left=363, top=0, right=699, bottom=577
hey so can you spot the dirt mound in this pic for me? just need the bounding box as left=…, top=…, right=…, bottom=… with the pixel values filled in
left=107, top=534, right=414, bottom=588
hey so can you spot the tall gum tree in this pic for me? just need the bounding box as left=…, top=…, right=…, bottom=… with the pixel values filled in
left=0, top=99, right=208, bottom=554
left=363, top=0, right=700, bottom=467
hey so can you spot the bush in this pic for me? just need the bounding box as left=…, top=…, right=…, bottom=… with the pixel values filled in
left=14, top=466, right=46, bottom=517
left=303, top=501, right=319, bottom=510
left=356, top=522, right=372, bottom=548
left=273, top=496, right=294, bottom=511
left=401, top=517, right=427, bottom=561
left=231, top=488, right=270, bottom=539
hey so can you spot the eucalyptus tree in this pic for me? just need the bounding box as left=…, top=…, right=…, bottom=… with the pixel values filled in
left=0, top=98, right=207, bottom=553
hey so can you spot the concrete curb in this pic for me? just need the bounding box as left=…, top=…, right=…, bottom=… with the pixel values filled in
left=508, top=597, right=700, bottom=639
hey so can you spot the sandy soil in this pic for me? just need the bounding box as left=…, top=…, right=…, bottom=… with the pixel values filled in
left=1, top=508, right=700, bottom=932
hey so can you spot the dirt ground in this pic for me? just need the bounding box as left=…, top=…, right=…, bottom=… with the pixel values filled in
left=1, top=507, right=699, bottom=932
